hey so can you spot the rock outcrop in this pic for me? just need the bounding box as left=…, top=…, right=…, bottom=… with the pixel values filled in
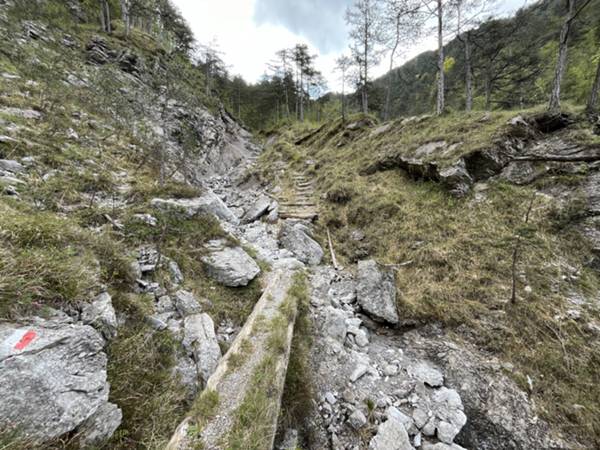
left=81, top=292, right=118, bottom=340
left=151, top=190, right=239, bottom=224
left=182, top=313, right=222, bottom=387
left=278, top=220, right=324, bottom=266
left=0, top=318, right=120, bottom=444
left=201, top=239, right=261, bottom=287
left=357, top=259, right=399, bottom=324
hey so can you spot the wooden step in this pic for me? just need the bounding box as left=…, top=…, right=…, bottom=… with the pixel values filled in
left=280, top=203, right=316, bottom=208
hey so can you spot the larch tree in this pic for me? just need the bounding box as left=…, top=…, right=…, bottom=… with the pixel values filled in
left=292, top=44, right=316, bottom=122
left=548, top=0, right=594, bottom=111
left=335, top=55, right=353, bottom=121
left=346, top=0, right=385, bottom=114
left=381, top=0, right=423, bottom=121
left=199, top=40, right=226, bottom=98
left=275, top=49, right=293, bottom=119
left=119, top=0, right=131, bottom=36
left=419, top=0, right=449, bottom=115
left=98, top=0, right=111, bottom=33
left=453, top=0, right=492, bottom=112
left=586, top=28, right=600, bottom=115
left=588, top=56, right=600, bottom=114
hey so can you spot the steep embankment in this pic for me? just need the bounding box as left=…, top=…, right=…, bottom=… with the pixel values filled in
left=0, top=2, right=266, bottom=448
left=257, top=110, right=600, bottom=448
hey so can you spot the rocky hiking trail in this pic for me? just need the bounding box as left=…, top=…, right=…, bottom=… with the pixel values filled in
left=162, top=155, right=571, bottom=450
left=278, top=172, right=318, bottom=221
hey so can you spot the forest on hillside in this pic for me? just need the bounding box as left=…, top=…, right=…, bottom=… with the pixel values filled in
left=210, top=0, right=600, bottom=130
left=26, top=0, right=600, bottom=131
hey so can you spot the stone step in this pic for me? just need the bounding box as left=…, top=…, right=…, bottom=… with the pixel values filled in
left=280, top=212, right=319, bottom=221
left=166, top=270, right=302, bottom=450
left=280, top=202, right=317, bottom=208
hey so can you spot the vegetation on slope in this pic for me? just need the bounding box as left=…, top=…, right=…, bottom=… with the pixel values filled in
left=0, top=2, right=262, bottom=448
left=258, top=111, right=600, bottom=445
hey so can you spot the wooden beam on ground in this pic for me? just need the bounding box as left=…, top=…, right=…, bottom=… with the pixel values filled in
left=166, top=269, right=302, bottom=450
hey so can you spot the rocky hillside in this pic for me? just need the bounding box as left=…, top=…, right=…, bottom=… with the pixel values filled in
left=256, top=109, right=600, bottom=449
left=0, top=1, right=266, bottom=448
left=2, top=1, right=600, bottom=450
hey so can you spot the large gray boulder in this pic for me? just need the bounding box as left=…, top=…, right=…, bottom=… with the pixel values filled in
left=151, top=189, right=238, bottom=224
left=76, top=402, right=122, bottom=448
left=242, top=194, right=272, bottom=224
left=183, top=313, right=222, bottom=386
left=174, top=290, right=202, bottom=317
left=278, top=221, right=324, bottom=266
left=0, top=319, right=119, bottom=444
left=356, top=260, right=399, bottom=324
left=369, top=416, right=414, bottom=450
left=81, top=292, right=118, bottom=340
left=201, top=239, right=260, bottom=287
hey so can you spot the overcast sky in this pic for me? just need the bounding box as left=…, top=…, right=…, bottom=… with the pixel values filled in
left=171, top=0, right=528, bottom=92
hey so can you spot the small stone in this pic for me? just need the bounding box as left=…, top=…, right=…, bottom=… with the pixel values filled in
left=409, top=362, right=444, bottom=387
left=132, top=213, right=158, bottom=227
left=382, top=363, right=399, bottom=377
left=325, top=392, right=337, bottom=405
left=354, top=329, right=369, bottom=347
left=422, top=417, right=436, bottom=436
left=81, top=292, right=118, bottom=340
left=350, top=364, right=369, bottom=382
left=145, top=314, right=169, bottom=331
left=168, top=259, right=184, bottom=285
left=348, top=410, right=367, bottom=430
left=174, top=290, right=202, bottom=317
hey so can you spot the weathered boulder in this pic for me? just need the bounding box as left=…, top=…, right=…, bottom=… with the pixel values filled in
left=76, top=402, right=122, bottom=448
left=402, top=327, right=567, bottom=450
left=81, top=292, right=118, bottom=340
left=174, top=290, right=202, bottom=317
left=278, top=221, right=324, bottom=266
left=201, top=239, right=260, bottom=287
left=369, top=416, right=414, bottom=450
left=439, top=161, right=473, bottom=197
left=408, top=362, right=444, bottom=387
left=0, top=159, right=24, bottom=173
left=0, top=319, right=117, bottom=444
left=168, top=259, right=184, bottom=285
left=182, top=313, right=222, bottom=386
left=242, top=194, right=272, bottom=223
left=151, top=190, right=238, bottom=224
left=323, top=306, right=348, bottom=343
left=356, top=260, right=399, bottom=324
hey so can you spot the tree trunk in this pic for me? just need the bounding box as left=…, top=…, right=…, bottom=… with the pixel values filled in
left=549, top=0, right=575, bottom=111
left=484, top=76, right=492, bottom=111
left=465, top=33, right=473, bottom=112
left=99, top=0, right=106, bottom=31
left=587, top=57, right=600, bottom=114
left=436, top=0, right=444, bottom=115
left=102, top=0, right=111, bottom=33
left=363, top=21, right=369, bottom=115
left=300, top=73, right=305, bottom=122
left=384, top=72, right=393, bottom=121
left=341, top=76, right=347, bottom=121
left=385, top=16, right=401, bottom=121
left=119, top=0, right=130, bottom=36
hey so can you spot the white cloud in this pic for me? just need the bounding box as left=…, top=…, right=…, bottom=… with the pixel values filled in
left=171, top=0, right=526, bottom=93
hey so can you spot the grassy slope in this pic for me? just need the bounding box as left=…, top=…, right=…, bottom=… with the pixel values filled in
left=258, top=111, right=600, bottom=445
left=0, top=5, right=261, bottom=449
